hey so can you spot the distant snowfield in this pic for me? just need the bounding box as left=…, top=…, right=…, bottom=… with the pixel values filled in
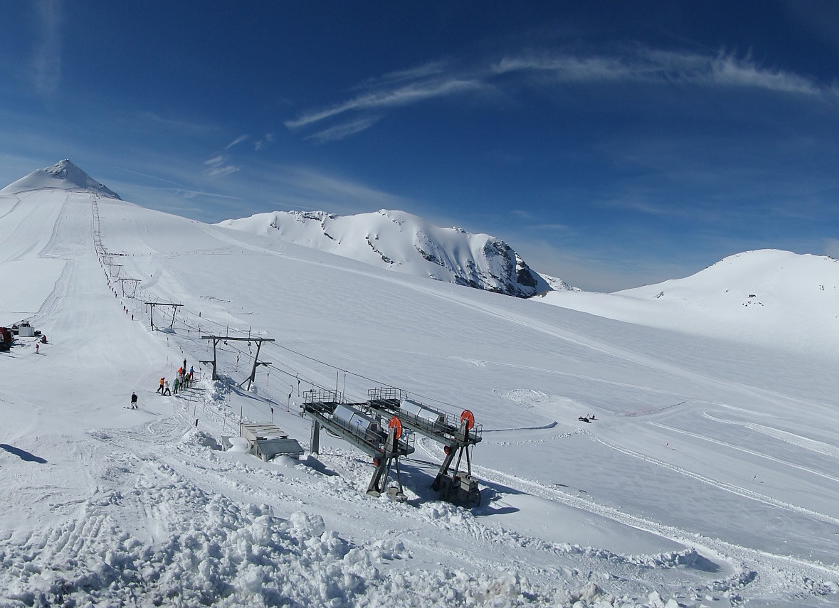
left=540, top=250, right=839, bottom=357
left=1, top=178, right=839, bottom=606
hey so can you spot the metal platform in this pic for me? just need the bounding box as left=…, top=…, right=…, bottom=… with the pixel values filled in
left=365, top=387, right=482, bottom=507
left=366, top=388, right=482, bottom=447
left=301, top=389, right=414, bottom=499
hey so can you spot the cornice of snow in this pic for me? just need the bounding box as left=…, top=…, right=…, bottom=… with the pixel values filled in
left=218, top=208, right=561, bottom=298
left=0, top=159, right=121, bottom=199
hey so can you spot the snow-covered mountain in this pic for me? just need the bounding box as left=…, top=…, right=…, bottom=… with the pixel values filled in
left=218, top=209, right=554, bottom=298
left=0, top=158, right=121, bottom=199
left=540, top=249, right=839, bottom=356
left=2, top=163, right=839, bottom=607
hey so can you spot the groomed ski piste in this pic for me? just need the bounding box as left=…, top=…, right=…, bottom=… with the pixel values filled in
left=2, top=167, right=839, bottom=607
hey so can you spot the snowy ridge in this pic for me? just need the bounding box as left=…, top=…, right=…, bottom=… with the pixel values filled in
left=218, top=209, right=553, bottom=298
left=0, top=159, right=121, bottom=199
left=2, top=165, right=839, bottom=607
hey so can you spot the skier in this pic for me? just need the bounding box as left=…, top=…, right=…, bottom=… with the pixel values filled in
left=157, top=377, right=164, bottom=394
left=35, top=343, right=39, bottom=354
left=173, top=376, right=180, bottom=395
left=163, top=379, right=171, bottom=396
left=130, top=392, right=138, bottom=409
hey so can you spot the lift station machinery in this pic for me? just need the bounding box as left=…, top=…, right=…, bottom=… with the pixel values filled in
left=366, top=388, right=482, bottom=507
left=302, top=390, right=415, bottom=500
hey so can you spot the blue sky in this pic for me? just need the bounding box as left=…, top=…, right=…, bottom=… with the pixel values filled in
left=2, top=1, right=839, bottom=291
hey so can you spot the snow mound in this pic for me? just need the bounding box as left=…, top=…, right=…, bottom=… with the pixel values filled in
left=227, top=436, right=250, bottom=452
left=0, top=159, right=121, bottom=199
left=217, top=208, right=553, bottom=298
left=182, top=428, right=222, bottom=450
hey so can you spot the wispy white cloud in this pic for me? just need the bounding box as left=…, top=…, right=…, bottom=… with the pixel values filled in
left=286, top=46, right=832, bottom=144
left=493, top=54, right=638, bottom=82
left=306, top=116, right=380, bottom=143
left=176, top=189, right=241, bottom=200
left=511, top=209, right=536, bottom=221
left=206, top=166, right=240, bottom=178
left=254, top=133, right=275, bottom=151
left=601, top=197, right=683, bottom=217
left=225, top=134, right=249, bottom=149
left=494, top=48, right=826, bottom=96
left=285, top=77, right=489, bottom=130
left=204, top=154, right=240, bottom=178
left=706, top=53, right=819, bottom=94
left=110, top=165, right=189, bottom=188
left=356, top=61, right=451, bottom=88
left=31, top=0, right=63, bottom=96
left=138, top=111, right=224, bottom=136
left=278, top=167, right=412, bottom=211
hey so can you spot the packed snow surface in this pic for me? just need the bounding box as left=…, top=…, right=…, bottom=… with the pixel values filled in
left=2, top=169, right=839, bottom=607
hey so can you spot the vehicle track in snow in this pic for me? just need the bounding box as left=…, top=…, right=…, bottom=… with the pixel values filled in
left=588, top=432, right=839, bottom=528
left=649, top=419, right=839, bottom=485
left=701, top=411, right=839, bottom=459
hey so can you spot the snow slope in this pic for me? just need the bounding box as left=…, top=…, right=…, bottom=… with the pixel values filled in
left=2, top=167, right=839, bottom=607
left=218, top=209, right=553, bottom=298
left=539, top=249, right=839, bottom=358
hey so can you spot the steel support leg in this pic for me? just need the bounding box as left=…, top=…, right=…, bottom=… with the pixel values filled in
left=310, top=420, right=321, bottom=454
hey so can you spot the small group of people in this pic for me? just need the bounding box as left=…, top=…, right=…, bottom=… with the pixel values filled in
left=155, top=359, right=196, bottom=397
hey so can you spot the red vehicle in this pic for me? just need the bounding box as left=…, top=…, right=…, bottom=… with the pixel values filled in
left=0, top=327, right=12, bottom=352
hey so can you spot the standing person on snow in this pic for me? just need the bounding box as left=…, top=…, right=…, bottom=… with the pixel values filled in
left=130, top=392, right=138, bottom=409
left=173, top=376, right=180, bottom=395
left=157, top=377, right=164, bottom=394
left=163, top=379, right=171, bottom=396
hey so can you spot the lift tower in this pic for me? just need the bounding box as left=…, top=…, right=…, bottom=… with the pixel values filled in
left=200, top=335, right=274, bottom=388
